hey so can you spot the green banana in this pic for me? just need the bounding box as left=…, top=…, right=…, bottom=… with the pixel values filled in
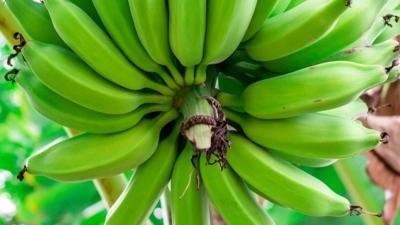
left=129, top=0, right=184, bottom=86
left=67, top=0, right=104, bottom=28
left=105, top=124, right=179, bottom=225
left=200, top=154, right=275, bottom=225
left=24, top=110, right=178, bottom=182
left=22, top=41, right=171, bottom=115
left=225, top=110, right=381, bottom=159
left=227, top=134, right=352, bottom=217
left=171, top=144, right=210, bottom=225
left=246, top=0, right=350, bottom=62
left=5, top=0, right=66, bottom=47
left=319, top=98, right=368, bottom=119
left=218, top=62, right=386, bottom=119
left=16, top=69, right=170, bottom=134
left=270, top=151, right=337, bottom=168
left=374, top=11, right=400, bottom=44
left=286, top=0, right=307, bottom=11
left=326, top=39, right=399, bottom=67
left=268, top=0, right=292, bottom=18
left=195, top=0, right=257, bottom=84
left=242, top=0, right=280, bottom=42
left=92, top=0, right=178, bottom=90
left=44, top=0, right=172, bottom=94
left=263, top=0, right=389, bottom=73
left=169, top=0, right=206, bottom=85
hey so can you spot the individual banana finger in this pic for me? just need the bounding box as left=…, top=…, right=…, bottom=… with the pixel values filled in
left=22, top=110, right=178, bottom=182
left=171, top=143, right=210, bottom=225
left=225, top=110, right=381, bottom=159
left=218, top=62, right=387, bottom=119
left=22, top=41, right=171, bottom=115
left=200, top=154, right=275, bottom=225
left=227, top=134, right=352, bottom=217
left=245, top=0, right=350, bottom=62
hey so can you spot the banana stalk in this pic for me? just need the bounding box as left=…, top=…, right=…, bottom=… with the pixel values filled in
left=181, top=87, right=214, bottom=150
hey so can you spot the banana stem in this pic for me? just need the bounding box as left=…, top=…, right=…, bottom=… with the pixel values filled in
left=157, top=69, right=179, bottom=90
left=184, top=66, right=195, bottom=85
left=194, top=65, right=207, bottom=85
left=65, top=128, right=127, bottom=209
left=166, top=63, right=185, bottom=86
left=181, top=87, right=214, bottom=150
left=334, top=157, right=385, bottom=225
left=93, top=175, right=128, bottom=209
left=0, top=1, right=25, bottom=46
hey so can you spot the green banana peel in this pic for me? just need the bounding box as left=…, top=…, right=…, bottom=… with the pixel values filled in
left=65, top=128, right=127, bottom=209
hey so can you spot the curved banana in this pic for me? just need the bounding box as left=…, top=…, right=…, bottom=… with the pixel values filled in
left=195, top=0, right=257, bottom=84
left=225, top=110, right=381, bottom=159
left=242, top=0, right=280, bottom=42
left=227, top=134, right=352, bottom=217
left=319, top=98, right=368, bottom=119
left=263, top=0, right=389, bottom=73
left=22, top=41, right=171, bottom=115
left=16, top=69, right=170, bottom=134
left=105, top=124, right=180, bottom=225
left=44, top=0, right=172, bottom=94
left=24, top=110, right=178, bottom=182
left=5, top=0, right=66, bottom=47
left=92, top=0, right=178, bottom=90
left=327, top=38, right=399, bottom=67
left=169, top=0, right=206, bottom=85
left=171, top=144, right=210, bottom=225
left=200, top=154, right=275, bottom=225
left=218, top=62, right=386, bottom=119
left=270, top=151, right=337, bottom=168
left=245, top=0, right=350, bottom=62
left=129, top=0, right=184, bottom=86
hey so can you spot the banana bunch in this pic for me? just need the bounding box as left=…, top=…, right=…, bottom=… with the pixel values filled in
left=3, top=0, right=398, bottom=224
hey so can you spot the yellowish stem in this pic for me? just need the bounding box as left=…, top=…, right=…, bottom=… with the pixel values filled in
left=0, top=1, right=25, bottom=45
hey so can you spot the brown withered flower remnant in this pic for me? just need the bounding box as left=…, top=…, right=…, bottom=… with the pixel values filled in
left=359, top=80, right=400, bottom=225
